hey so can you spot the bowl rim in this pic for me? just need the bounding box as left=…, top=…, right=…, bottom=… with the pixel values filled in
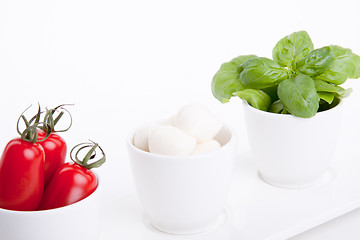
left=242, top=98, right=344, bottom=120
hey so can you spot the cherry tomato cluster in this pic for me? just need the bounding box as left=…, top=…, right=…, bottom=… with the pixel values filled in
left=0, top=105, right=106, bottom=211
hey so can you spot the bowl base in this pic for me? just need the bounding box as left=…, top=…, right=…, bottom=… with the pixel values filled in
left=258, top=168, right=337, bottom=189
left=143, top=207, right=231, bottom=235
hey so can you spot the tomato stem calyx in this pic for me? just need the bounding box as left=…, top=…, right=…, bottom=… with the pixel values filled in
left=43, top=104, right=73, bottom=133
left=70, top=141, right=106, bottom=170
left=29, top=104, right=73, bottom=134
left=16, top=105, right=52, bottom=143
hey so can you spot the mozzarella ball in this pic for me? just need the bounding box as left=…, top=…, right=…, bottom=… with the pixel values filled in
left=174, top=103, right=223, bottom=142
left=133, top=123, right=160, bottom=152
left=148, top=126, right=197, bottom=156
left=192, top=139, right=221, bottom=155
left=160, top=115, right=176, bottom=126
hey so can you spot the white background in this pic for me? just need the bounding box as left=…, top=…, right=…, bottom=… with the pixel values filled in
left=0, top=0, right=360, bottom=239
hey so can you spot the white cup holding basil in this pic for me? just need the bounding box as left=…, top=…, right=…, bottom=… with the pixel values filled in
left=212, top=31, right=360, bottom=188
left=242, top=98, right=342, bottom=188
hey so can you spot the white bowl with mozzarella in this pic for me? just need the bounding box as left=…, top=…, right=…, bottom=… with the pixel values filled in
left=127, top=103, right=236, bottom=234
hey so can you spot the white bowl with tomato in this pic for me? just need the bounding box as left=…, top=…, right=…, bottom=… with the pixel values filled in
left=0, top=106, right=105, bottom=240
left=0, top=140, right=105, bottom=240
left=0, top=175, right=102, bottom=240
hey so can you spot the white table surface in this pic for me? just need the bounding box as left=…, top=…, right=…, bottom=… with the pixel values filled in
left=291, top=208, right=360, bottom=240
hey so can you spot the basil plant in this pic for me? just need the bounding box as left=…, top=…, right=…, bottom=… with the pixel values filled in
left=212, top=31, right=360, bottom=118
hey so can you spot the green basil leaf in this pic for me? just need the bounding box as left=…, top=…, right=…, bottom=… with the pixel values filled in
left=315, top=45, right=360, bottom=85
left=211, top=55, right=257, bottom=103
left=337, top=88, right=353, bottom=98
left=212, top=71, right=243, bottom=103
left=220, top=55, right=257, bottom=72
left=233, top=89, right=271, bottom=111
left=314, top=79, right=352, bottom=98
left=296, top=47, right=334, bottom=77
left=318, top=97, right=341, bottom=112
left=317, top=92, right=335, bottom=104
left=272, top=31, right=314, bottom=68
left=261, top=85, right=279, bottom=103
left=269, top=100, right=284, bottom=113
left=281, top=108, right=289, bottom=114
left=278, top=74, right=319, bottom=118
left=314, top=79, right=340, bottom=92
left=239, top=57, right=288, bottom=89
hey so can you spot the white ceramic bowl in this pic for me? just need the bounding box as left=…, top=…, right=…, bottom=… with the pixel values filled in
left=0, top=176, right=101, bottom=240
left=127, top=125, right=236, bottom=235
left=243, top=100, right=343, bottom=188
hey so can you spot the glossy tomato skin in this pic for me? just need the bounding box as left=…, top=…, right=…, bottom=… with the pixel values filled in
left=38, top=130, right=67, bottom=188
left=38, top=162, right=98, bottom=210
left=0, top=138, right=45, bottom=211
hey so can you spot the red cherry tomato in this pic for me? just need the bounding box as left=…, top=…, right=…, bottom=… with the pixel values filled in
left=38, top=130, right=67, bottom=188
left=0, top=139, right=45, bottom=211
left=38, top=162, right=97, bottom=210
left=38, top=141, right=105, bottom=210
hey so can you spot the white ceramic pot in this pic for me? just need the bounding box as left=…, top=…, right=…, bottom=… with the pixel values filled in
left=0, top=177, right=102, bottom=240
left=243, top=100, right=343, bottom=188
left=127, top=125, right=236, bottom=235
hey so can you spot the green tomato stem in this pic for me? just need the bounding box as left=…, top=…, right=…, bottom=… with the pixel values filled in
left=17, top=105, right=51, bottom=143
left=70, top=141, right=106, bottom=170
